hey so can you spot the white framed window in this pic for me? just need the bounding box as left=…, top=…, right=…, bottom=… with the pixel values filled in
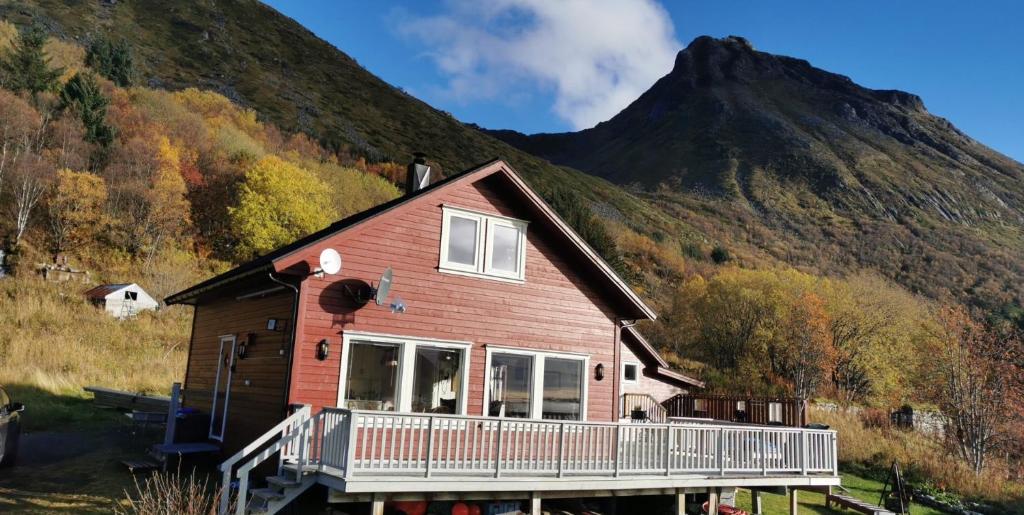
left=337, top=331, right=471, bottom=415
left=482, top=345, right=588, bottom=421
left=768, top=402, right=783, bottom=423
left=622, top=361, right=640, bottom=384
left=440, top=206, right=527, bottom=282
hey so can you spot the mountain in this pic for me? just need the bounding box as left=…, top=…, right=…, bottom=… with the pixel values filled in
left=489, top=36, right=1024, bottom=309
left=0, top=0, right=668, bottom=226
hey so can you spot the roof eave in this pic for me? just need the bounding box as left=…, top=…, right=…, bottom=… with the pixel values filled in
left=165, top=263, right=274, bottom=305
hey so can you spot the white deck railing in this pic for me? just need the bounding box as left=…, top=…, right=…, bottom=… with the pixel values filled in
left=225, top=408, right=838, bottom=514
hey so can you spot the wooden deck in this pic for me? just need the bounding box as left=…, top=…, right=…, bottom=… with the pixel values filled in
left=220, top=408, right=840, bottom=514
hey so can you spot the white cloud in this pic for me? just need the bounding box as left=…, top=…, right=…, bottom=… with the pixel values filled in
left=397, top=0, right=681, bottom=131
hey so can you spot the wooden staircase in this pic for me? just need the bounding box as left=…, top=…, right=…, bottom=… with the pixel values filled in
left=245, top=465, right=317, bottom=514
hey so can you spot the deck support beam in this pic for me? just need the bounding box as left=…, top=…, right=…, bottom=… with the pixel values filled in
left=751, top=489, right=763, bottom=514
left=707, top=488, right=719, bottom=515
left=371, top=493, right=385, bottom=515
left=529, top=492, right=541, bottom=515
left=674, top=489, right=687, bottom=515
left=789, top=488, right=798, bottom=515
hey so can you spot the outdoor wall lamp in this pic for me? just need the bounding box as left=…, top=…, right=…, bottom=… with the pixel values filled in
left=316, top=339, right=330, bottom=361
left=595, top=363, right=605, bottom=381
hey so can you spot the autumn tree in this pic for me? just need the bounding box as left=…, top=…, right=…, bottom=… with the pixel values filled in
left=10, top=152, right=54, bottom=243
left=0, top=24, right=63, bottom=99
left=59, top=72, right=115, bottom=147
left=925, top=306, right=1024, bottom=473
left=47, top=169, right=107, bottom=252
left=545, top=186, right=627, bottom=279
left=228, top=155, right=331, bottom=260
left=773, top=292, right=835, bottom=402
left=0, top=89, right=42, bottom=198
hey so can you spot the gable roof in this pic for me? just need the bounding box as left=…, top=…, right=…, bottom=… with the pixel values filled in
left=622, top=326, right=704, bottom=388
left=83, top=283, right=133, bottom=300
left=166, top=159, right=656, bottom=320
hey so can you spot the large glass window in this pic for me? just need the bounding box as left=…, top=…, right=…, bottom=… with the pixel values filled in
left=488, top=353, right=533, bottom=418
left=446, top=216, right=479, bottom=266
left=411, top=347, right=463, bottom=414
left=344, top=342, right=401, bottom=411
left=542, top=358, right=584, bottom=420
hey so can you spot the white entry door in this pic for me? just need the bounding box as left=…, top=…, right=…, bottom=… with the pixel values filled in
left=209, top=335, right=236, bottom=441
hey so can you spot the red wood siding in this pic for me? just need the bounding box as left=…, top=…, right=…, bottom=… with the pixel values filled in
left=281, top=176, right=621, bottom=421
left=182, top=289, right=294, bottom=455
left=619, top=341, right=687, bottom=406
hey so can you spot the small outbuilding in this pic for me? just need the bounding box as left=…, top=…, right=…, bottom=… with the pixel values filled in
left=84, top=283, right=159, bottom=319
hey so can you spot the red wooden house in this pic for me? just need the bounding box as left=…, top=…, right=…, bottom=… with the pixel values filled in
left=166, top=158, right=838, bottom=515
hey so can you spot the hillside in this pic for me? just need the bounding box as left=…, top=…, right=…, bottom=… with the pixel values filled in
left=0, top=0, right=666, bottom=228
left=490, top=36, right=1024, bottom=313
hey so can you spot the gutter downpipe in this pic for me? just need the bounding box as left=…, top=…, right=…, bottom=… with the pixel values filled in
left=268, top=272, right=301, bottom=420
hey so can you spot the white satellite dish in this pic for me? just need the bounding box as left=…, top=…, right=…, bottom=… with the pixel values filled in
left=318, top=248, right=343, bottom=276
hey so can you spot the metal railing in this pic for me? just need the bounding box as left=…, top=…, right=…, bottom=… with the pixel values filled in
left=222, top=408, right=838, bottom=514
left=621, top=393, right=668, bottom=423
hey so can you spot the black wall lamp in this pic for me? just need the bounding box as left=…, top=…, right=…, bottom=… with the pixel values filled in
left=316, top=339, right=330, bottom=361
left=595, top=363, right=605, bottom=381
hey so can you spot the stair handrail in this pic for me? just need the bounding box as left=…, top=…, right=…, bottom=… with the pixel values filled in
left=233, top=411, right=322, bottom=515
left=621, top=392, right=668, bottom=423
left=218, top=405, right=311, bottom=515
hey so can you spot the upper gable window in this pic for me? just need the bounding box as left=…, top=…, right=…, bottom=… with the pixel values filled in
left=440, top=206, right=527, bottom=281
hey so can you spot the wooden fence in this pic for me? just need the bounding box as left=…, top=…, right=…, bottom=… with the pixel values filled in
left=662, top=394, right=808, bottom=427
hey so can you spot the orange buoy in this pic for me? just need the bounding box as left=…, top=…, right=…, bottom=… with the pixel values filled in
left=452, top=502, right=470, bottom=515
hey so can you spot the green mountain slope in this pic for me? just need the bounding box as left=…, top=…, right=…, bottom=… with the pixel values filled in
left=0, top=0, right=670, bottom=231
left=490, top=36, right=1024, bottom=309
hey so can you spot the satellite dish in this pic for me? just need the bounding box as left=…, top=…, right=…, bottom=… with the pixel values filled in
left=318, top=248, right=343, bottom=276
left=374, top=267, right=393, bottom=306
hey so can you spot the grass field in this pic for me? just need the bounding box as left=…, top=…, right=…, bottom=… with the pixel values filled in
left=732, top=474, right=945, bottom=514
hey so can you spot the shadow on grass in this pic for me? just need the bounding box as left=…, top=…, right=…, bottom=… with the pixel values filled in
left=0, top=384, right=163, bottom=513
left=3, top=383, right=126, bottom=432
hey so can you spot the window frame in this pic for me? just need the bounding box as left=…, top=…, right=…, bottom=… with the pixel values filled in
left=768, top=401, right=783, bottom=423
left=337, top=331, right=472, bottom=415
left=439, top=205, right=528, bottom=282
left=482, top=344, right=589, bottom=421
left=622, top=361, right=640, bottom=384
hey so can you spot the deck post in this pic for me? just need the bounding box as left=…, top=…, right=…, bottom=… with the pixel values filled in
left=831, top=432, right=839, bottom=476
left=163, top=382, right=180, bottom=447
left=800, top=430, right=808, bottom=475
left=664, top=426, right=672, bottom=476
left=674, top=489, right=687, bottom=515
left=760, top=428, right=767, bottom=476
left=557, top=422, right=565, bottom=478
left=708, top=488, right=719, bottom=515
left=751, top=489, right=763, bottom=514
left=717, top=428, right=725, bottom=475
left=529, top=492, right=542, bottom=515
left=613, top=424, right=622, bottom=477
left=425, top=416, right=435, bottom=478
left=343, top=412, right=358, bottom=479
left=789, top=488, right=798, bottom=515
left=494, top=419, right=504, bottom=478
left=371, top=493, right=385, bottom=515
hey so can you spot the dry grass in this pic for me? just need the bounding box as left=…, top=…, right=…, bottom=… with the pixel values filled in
left=116, top=468, right=225, bottom=515
left=0, top=273, right=189, bottom=430
left=812, top=407, right=1024, bottom=510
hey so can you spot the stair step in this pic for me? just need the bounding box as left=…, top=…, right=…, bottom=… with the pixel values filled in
left=251, top=488, right=285, bottom=501
left=266, top=475, right=301, bottom=488
left=121, top=459, right=160, bottom=473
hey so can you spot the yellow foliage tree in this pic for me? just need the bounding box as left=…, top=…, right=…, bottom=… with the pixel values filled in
left=47, top=169, right=107, bottom=252
left=147, top=136, right=192, bottom=247
left=229, top=155, right=331, bottom=260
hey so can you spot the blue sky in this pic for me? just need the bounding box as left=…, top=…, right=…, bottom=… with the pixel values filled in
left=264, top=1, right=1024, bottom=162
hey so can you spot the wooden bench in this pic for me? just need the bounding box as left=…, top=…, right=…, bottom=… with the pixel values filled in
left=826, top=493, right=895, bottom=515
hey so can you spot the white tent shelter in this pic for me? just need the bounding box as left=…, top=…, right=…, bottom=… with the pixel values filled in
left=83, top=283, right=159, bottom=319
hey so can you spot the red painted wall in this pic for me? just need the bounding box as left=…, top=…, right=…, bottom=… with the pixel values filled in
left=280, top=175, right=622, bottom=421
left=619, top=342, right=687, bottom=404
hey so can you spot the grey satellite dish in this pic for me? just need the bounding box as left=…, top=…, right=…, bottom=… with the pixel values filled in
left=317, top=248, right=342, bottom=276
left=374, top=267, right=393, bottom=306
